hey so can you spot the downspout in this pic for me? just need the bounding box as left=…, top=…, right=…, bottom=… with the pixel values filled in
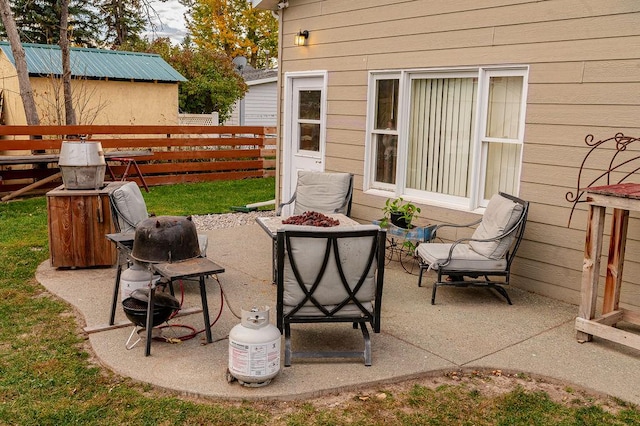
left=274, top=6, right=284, bottom=207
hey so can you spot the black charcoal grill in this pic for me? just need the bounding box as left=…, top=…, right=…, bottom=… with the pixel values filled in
left=122, top=288, right=180, bottom=328
left=122, top=215, right=199, bottom=328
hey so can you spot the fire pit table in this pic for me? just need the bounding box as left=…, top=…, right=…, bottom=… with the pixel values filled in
left=256, top=213, right=360, bottom=283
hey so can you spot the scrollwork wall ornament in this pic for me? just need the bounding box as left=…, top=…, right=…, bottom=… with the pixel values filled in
left=566, top=133, right=640, bottom=227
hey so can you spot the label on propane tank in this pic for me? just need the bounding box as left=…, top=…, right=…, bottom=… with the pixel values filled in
left=229, top=339, right=280, bottom=376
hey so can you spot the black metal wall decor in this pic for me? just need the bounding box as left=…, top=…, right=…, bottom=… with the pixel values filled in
left=566, top=133, right=640, bottom=226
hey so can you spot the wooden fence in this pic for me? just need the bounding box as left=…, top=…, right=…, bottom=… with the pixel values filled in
left=0, top=125, right=276, bottom=199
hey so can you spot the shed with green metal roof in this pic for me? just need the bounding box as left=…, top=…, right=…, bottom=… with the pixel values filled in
left=0, top=43, right=185, bottom=125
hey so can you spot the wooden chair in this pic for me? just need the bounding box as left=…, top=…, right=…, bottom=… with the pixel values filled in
left=276, top=224, right=386, bottom=366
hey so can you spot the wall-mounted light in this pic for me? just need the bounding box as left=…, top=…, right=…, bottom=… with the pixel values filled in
left=294, top=30, right=309, bottom=46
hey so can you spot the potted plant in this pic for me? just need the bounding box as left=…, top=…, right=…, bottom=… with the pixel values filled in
left=381, top=197, right=421, bottom=229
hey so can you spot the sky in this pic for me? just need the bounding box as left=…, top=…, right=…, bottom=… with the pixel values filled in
left=144, top=0, right=189, bottom=44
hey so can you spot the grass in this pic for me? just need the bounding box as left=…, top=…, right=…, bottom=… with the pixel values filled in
left=0, top=177, right=638, bottom=425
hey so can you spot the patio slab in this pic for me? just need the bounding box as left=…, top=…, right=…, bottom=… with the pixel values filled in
left=36, top=222, right=640, bottom=404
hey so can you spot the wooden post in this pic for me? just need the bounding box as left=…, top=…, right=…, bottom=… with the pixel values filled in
left=576, top=204, right=605, bottom=343
left=603, top=208, right=628, bottom=315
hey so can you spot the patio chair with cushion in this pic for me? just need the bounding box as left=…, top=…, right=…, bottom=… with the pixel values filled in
left=416, top=192, right=529, bottom=305
left=276, top=171, right=354, bottom=216
left=276, top=224, right=386, bottom=366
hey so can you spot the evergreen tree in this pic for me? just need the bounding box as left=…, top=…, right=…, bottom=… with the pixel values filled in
left=99, top=0, right=146, bottom=49
left=6, top=0, right=102, bottom=46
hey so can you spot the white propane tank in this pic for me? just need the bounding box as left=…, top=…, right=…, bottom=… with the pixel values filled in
left=120, top=262, right=159, bottom=301
left=227, top=307, right=281, bottom=387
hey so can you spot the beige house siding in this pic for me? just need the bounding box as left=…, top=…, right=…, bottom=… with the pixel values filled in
left=272, top=0, right=640, bottom=308
left=0, top=54, right=180, bottom=125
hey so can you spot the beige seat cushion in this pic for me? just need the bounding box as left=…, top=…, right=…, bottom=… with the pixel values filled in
left=281, top=224, right=379, bottom=314
left=416, top=242, right=507, bottom=272
left=110, top=181, right=148, bottom=233
left=293, top=171, right=351, bottom=215
left=468, top=194, right=523, bottom=260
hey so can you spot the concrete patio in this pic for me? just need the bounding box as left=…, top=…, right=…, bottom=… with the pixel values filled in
left=36, top=221, right=640, bottom=404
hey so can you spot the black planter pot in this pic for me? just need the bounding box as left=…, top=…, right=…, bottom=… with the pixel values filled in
left=390, top=212, right=409, bottom=229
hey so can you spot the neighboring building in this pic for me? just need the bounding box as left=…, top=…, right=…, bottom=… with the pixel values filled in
left=255, top=0, right=640, bottom=309
left=225, top=65, right=277, bottom=126
left=0, top=42, right=186, bottom=125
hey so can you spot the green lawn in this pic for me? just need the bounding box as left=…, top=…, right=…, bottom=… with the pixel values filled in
left=0, top=177, right=638, bottom=425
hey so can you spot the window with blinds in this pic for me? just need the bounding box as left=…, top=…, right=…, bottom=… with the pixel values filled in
left=366, top=66, right=527, bottom=210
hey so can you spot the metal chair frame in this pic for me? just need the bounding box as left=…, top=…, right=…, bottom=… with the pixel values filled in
left=276, top=227, right=386, bottom=366
left=417, top=192, right=529, bottom=305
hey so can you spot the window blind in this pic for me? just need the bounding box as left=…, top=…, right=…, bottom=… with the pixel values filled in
left=407, top=77, right=477, bottom=197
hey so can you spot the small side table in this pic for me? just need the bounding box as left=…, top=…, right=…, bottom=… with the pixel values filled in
left=147, top=258, right=225, bottom=356
left=373, top=220, right=436, bottom=275
left=575, top=183, right=640, bottom=351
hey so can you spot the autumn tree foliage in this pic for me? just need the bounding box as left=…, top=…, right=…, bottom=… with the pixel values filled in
left=145, top=37, right=247, bottom=121
left=186, top=0, right=277, bottom=69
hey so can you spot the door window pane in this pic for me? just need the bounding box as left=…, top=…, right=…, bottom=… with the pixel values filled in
left=299, top=123, right=320, bottom=151
left=299, top=90, right=321, bottom=120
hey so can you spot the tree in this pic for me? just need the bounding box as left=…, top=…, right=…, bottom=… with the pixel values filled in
left=99, top=0, right=147, bottom=49
left=0, top=0, right=39, bottom=125
left=59, top=0, right=76, bottom=124
left=145, top=37, right=247, bottom=121
left=5, top=0, right=102, bottom=47
left=185, top=0, right=277, bottom=69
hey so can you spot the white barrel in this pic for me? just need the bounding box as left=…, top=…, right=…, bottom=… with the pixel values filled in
left=228, top=307, right=281, bottom=387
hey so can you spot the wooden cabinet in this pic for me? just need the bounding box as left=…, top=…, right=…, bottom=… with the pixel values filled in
left=47, top=182, right=125, bottom=268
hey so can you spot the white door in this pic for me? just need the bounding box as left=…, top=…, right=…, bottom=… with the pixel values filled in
left=282, top=73, right=327, bottom=213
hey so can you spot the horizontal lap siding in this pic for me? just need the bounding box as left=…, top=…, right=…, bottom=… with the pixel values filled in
left=280, top=0, right=640, bottom=307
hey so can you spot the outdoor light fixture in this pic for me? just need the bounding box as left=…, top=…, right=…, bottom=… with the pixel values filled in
left=294, top=30, right=309, bottom=46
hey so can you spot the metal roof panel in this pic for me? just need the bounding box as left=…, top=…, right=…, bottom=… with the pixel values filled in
left=0, top=42, right=186, bottom=82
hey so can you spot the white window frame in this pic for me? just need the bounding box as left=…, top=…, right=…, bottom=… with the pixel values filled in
left=364, top=72, right=402, bottom=192
left=364, top=65, right=528, bottom=212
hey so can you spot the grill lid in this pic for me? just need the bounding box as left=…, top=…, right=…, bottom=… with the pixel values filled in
left=131, top=215, right=201, bottom=263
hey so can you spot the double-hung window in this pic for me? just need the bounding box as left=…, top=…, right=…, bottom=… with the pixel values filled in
left=367, top=66, right=527, bottom=210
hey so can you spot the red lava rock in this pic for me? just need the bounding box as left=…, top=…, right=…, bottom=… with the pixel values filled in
left=282, top=211, right=340, bottom=227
